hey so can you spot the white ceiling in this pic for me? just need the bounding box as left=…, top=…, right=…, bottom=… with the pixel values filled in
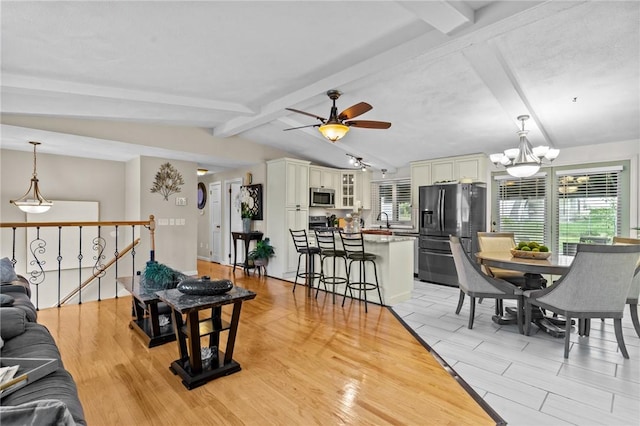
left=1, top=1, right=639, bottom=173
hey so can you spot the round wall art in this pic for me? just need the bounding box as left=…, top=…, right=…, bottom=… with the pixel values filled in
left=197, top=182, right=207, bottom=209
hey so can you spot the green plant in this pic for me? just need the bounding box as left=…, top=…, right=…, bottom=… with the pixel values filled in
left=248, top=238, right=275, bottom=260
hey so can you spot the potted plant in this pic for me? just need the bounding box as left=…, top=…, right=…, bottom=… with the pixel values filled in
left=248, top=238, right=275, bottom=268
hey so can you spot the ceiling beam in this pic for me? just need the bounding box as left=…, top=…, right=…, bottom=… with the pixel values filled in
left=462, top=41, right=554, bottom=147
left=398, top=1, right=474, bottom=34
left=1, top=73, right=254, bottom=114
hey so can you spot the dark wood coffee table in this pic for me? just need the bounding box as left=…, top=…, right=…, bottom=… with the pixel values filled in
left=118, top=276, right=176, bottom=348
left=156, top=286, right=256, bottom=390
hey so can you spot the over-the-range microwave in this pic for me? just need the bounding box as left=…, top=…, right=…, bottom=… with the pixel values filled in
left=309, top=187, right=335, bottom=208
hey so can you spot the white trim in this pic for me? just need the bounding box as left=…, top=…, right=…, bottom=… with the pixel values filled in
left=555, top=165, right=624, bottom=176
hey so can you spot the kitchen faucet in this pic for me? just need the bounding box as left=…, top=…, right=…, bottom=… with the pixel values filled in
left=376, top=212, right=390, bottom=229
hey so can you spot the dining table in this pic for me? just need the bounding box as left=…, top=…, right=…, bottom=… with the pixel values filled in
left=476, top=251, right=574, bottom=337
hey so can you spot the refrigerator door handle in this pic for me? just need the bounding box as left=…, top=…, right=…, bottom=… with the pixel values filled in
left=438, top=189, right=445, bottom=232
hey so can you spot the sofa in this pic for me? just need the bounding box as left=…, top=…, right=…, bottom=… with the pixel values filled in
left=1, top=258, right=86, bottom=425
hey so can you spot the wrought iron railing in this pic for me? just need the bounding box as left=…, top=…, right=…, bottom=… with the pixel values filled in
left=1, top=215, right=155, bottom=309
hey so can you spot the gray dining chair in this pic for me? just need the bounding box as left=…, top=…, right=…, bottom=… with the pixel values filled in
left=613, top=236, right=640, bottom=338
left=524, top=243, right=640, bottom=358
left=450, top=235, right=523, bottom=332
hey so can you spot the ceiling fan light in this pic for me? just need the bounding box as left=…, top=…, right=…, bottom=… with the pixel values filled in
left=319, top=123, right=349, bottom=142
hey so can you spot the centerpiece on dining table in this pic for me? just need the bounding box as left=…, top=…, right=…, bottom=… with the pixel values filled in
left=510, top=240, right=552, bottom=259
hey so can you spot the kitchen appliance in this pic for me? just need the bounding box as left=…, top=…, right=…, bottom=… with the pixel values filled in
left=309, top=215, right=329, bottom=231
left=418, top=183, right=486, bottom=286
left=309, top=187, right=335, bottom=207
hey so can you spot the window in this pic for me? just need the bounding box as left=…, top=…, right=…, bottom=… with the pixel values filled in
left=371, top=178, right=412, bottom=226
left=555, top=166, right=623, bottom=254
left=492, top=161, right=629, bottom=253
left=495, top=174, right=547, bottom=244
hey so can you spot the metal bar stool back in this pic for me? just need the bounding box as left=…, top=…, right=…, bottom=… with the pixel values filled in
left=314, top=228, right=348, bottom=303
left=338, top=231, right=383, bottom=312
left=289, top=229, right=322, bottom=294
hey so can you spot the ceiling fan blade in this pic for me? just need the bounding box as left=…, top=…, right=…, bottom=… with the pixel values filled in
left=338, top=102, right=372, bottom=120
left=285, top=108, right=326, bottom=122
left=346, top=120, right=392, bottom=129
left=283, top=124, right=320, bottom=131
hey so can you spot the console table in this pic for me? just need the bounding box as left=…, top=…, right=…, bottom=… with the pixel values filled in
left=231, top=231, right=263, bottom=274
left=156, top=286, right=256, bottom=390
left=118, top=276, right=176, bottom=348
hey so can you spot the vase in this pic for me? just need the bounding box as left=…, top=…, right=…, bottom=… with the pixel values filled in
left=242, top=218, right=251, bottom=233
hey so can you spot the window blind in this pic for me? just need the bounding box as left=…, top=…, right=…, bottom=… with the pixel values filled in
left=495, top=174, right=547, bottom=245
left=555, top=167, right=622, bottom=254
left=371, top=178, right=412, bottom=225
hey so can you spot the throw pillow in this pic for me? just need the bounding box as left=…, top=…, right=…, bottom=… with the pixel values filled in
left=0, top=293, right=15, bottom=307
left=1, top=257, right=18, bottom=283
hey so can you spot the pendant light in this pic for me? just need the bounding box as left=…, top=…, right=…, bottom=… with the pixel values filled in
left=490, top=115, right=560, bottom=178
left=10, top=141, right=53, bottom=214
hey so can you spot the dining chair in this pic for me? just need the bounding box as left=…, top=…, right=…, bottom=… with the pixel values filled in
left=613, top=236, right=640, bottom=338
left=524, top=243, right=640, bottom=358
left=450, top=235, right=524, bottom=332
left=476, top=232, right=528, bottom=287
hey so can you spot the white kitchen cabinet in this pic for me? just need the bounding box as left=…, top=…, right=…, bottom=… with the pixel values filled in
left=338, top=170, right=371, bottom=210
left=309, top=166, right=338, bottom=190
left=410, top=162, right=431, bottom=208
left=266, top=158, right=310, bottom=279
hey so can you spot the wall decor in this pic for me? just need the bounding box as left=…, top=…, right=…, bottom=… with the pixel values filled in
left=243, top=184, right=263, bottom=220
left=197, top=182, right=207, bottom=209
left=151, top=162, right=185, bottom=201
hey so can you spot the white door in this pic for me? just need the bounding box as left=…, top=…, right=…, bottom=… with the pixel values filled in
left=225, top=179, right=243, bottom=265
left=209, top=182, right=222, bottom=263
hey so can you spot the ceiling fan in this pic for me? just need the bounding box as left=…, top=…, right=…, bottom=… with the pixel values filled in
left=284, top=90, right=391, bottom=142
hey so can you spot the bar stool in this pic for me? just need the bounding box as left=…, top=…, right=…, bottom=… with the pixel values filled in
left=339, top=230, right=383, bottom=313
left=289, top=229, right=322, bottom=295
left=314, top=228, right=348, bottom=304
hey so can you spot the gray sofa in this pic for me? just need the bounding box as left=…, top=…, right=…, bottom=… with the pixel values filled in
left=1, top=258, right=86, bottom=425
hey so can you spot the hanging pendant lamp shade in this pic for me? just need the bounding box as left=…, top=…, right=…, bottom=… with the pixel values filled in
left=10, top=141, right=53, bottom=214
left=490, top=115, right=560, bottom=178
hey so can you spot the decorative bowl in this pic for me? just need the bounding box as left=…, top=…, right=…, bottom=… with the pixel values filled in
left=510, top=249, right=551, bottom=260
left=177, top=276, right=233, bottom=295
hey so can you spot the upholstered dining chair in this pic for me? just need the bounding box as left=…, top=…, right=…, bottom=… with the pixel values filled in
left=450, top=235, right=524, bottom=332
left=524, top=243, right=640, bottom=358
left=476, top=232, right=528, bottom=287
left=613, top=236, right=640, bottom=338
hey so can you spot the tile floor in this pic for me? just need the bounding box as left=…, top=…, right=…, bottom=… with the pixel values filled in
left=392, top=280, right=640, bottom=426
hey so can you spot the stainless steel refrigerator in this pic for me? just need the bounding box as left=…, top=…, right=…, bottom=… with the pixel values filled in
left=418, top=183, right=486, bottom=286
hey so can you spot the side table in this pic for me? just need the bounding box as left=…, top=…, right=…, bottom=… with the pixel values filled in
left=231, top=231, right=263, bottom=274
left=156, top=286, right=256, bottom=390
left=117, top=276, right=176, bottom=348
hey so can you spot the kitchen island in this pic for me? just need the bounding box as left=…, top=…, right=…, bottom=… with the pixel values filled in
left=302, top=233, right=416, bottom=306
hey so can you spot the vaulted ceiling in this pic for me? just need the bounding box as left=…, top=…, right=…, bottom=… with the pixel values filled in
left=1, top=1, right=638, bottom=174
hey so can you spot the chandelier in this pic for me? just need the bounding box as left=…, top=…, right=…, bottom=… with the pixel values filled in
left=10, top=141, right=53, bottom=214
left=490, top=115, right=559, bottom=178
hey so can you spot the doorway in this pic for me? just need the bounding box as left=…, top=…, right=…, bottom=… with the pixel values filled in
left=225, top=178, right=243, bottom=265
left=209, top=181, right=222, bottom=263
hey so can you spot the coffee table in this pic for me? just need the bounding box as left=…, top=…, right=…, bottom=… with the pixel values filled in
left=156, top=286, right=256, bottom=390
left=118, top=276, right=176, bottom=348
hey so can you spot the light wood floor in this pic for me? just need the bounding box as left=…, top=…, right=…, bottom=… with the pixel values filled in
left=36, top=261, right=496, bottom=425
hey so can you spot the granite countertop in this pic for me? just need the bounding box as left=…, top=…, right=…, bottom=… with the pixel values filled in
left=363, top=234, right=416, bottom=243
